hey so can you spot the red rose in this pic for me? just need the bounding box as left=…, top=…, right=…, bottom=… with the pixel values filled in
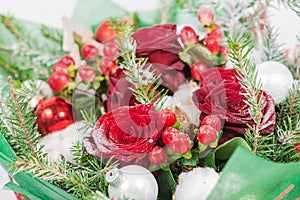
left=133, top=24, right=187, bottom=91
left=84, top=104, right=163, bottom=163
left=107, top=24, right=187, bottom=111
left=192, top=68, right=275, bottom=142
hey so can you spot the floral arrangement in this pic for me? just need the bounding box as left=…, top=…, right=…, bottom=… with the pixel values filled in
left=0, top=0, right=300, bottom=200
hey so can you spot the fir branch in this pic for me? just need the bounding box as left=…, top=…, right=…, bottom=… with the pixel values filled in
left=156, top=0, right=178, bottom=24
left=276, top=81, right=300, bottom=129
left=273, top=118, right=300, bottom=162
left=1, top=15, right=28, bottom=46
left=115, top=25, right=167, bottom=110
left=7, top=76, right=36, bottom=157
left=261, top=25, right=286, bottom=63
left=40, top=25, right=64, bottom=46
left=228, top=33, right=265, bottom=154
left=277, top=0, right=300, bottom=17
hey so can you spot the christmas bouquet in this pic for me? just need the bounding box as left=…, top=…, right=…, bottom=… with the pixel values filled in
left=0, top=0, right=300, bottom=199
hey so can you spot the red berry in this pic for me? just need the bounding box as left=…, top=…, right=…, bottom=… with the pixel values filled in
left=99, top=57, right=118, bottom=76
left=180, top=26, right=198, bottom=46
left=162, top=127, right=180, bottom=146
left=191, top=61, right=208, bottom=81
left=148, top=146, right=168, bottom=165
left=95, top=20, right=117, bottom=43
left=52, top=62, right=69, bottom=74
left=103, top=42, right=119, bottom=59
left=81, top=44, right=99, bottom=61
left=60, top=55, right=75, bottom=66
left=160, top=109, right=177, bottom=128
left=197, top=125, right=218, bottom=145
left=207, top=24, right=224, bottom=43
left=197, top=5, right=214, bottom=26
left=205, top=37, right=220, bottom=54
left=201, top=115, right=222, bottom=132
left=295, top=142, right=300, bottom=153
left=48, top=72, right=70, bottom=92
left=78, top=65, right=96, bottom=83
left=169, top=133, right=191, bottom=155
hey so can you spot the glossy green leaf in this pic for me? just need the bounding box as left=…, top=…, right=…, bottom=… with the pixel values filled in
left=179, top=44, right=214, bottom=68
left=4, top=182, right=42, bottom=200
left=201, top=137, right=251, bottom=169
left=208, top=147, right=300, bottom=199
left=157, top=170, right=176, bottom=200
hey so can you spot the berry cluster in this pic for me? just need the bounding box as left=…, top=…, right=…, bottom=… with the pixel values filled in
left=48, top=20, right=120, bottom=93
left=148, top=109, right=192, bottom=166
left=179, top=5, right=229, bottom=81
left=197, top=115, right=222, bottom=149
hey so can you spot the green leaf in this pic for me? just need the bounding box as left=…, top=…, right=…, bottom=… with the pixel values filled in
left=179, top=44, right=214, bottom=68
left=213, top=53, right=226, bottom=66
left=201, top=137, right=251, bottom=169
left=179, top=151, right=199, bottom=167
left=208, top=147, right=300, bottom=199
left=157, top=170, right=176, bottom=200
left=4, top=182, right=42, bottom=200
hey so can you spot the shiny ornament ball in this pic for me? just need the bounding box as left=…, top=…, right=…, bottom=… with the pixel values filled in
left=35, top=97, right=75, bottom=136
left=107, top=165, right=158, bottom=200
left=256, top=61, right=293, bottom=104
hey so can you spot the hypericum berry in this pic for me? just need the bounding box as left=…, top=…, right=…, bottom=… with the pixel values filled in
left=169, top=133, right=191, bottom=155
left=204, top=37, right=220, bottom=55
left=162, top=127, right=180, bottom=146
left=60, top=55, right=75, bottom=66
left=103, top=42, right=119, bottom=59
left=148, top=146, right=168, bottom=165
left=95, top=20, right=117, bottom=43
left=78, top=65, right=96, bottom=83
left=295, top=142, right=300, bottom=153
left=197, top=5, right=214, bottom=27
left=160, top=109, right=177, bottom=128
left=191, top=61, right=208, bottom=81
left=207, top=24, right=224, bottom=43
left=197, top=125, right=218, bottom=145
left=52, top=62, right=69, bottom=74
left=81, top=44, right=99, bottom=61
left=201, top=114, right=222, bottom=132
left=99, top=57, right=118, bottom=76
left=48, top=72, right=70, bottom=92
left=180, top=26, right=198, bottom=46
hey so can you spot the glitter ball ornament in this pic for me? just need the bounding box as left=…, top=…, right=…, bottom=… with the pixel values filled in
left=106, top=165, right=158, bottom=200
left=35, top=97, right=75, bottom=136
left=256, top=61, right=294, bottom=104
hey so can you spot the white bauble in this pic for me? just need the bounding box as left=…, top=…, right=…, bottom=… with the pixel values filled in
left=256, top=61, right=293, bottom=104
left=173, top=167, right=219, bottom=200
left=107, top=165, right=158, bottom=200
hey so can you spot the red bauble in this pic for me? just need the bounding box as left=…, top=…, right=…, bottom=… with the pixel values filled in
left=35, top=97, right=75, bottom=136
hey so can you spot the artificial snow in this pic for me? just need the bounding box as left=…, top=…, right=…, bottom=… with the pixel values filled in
left=38, top=121, right=89, bottom=162
left=173, top=167, right=219, bottom=200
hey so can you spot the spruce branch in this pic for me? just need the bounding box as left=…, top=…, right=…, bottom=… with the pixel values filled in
left=227, top=33, right=264, bottom=154
left=261, top=25, right=286, bottom=63
left=2, top=15, right=29, bottom=46
left=115, top=25, right=168, bottom=110
left=276, top=81, right=300, bottom=130
left=7, top=76, right=36, bottom=157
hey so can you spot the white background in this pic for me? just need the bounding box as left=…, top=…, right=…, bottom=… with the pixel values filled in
left=0, top=0, right=299, bottom=199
